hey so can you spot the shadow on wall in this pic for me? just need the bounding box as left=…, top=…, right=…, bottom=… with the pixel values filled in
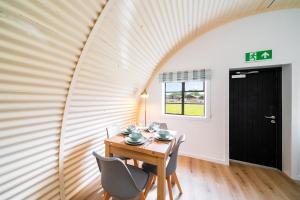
left=66, top=119, right=138, bottom=199
left=64, top=138, right=103, bottom=199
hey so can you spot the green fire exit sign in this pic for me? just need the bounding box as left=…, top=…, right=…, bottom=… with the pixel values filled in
left=245, top=50, right=272, bottom=62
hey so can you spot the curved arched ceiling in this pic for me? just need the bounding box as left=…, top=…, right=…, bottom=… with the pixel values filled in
left=0, top=0, right=299, bottom=199
left=90, top=0, right=300, bottom=92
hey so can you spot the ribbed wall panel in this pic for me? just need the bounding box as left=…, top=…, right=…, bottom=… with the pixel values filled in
left=1, top=143, right=58, bottom=167
left=0, top=137, right=58, bottom=157
left=27, top=182, right=60, bottom=200
left=65, top=168, right=99, bottom=200
left=1, top=156, right=58, bottom=185
left=64, top=145, right=101, bottom=165
left=1, top=0, right=298, bottom=199
left=38, top=188, right=60, bottom=200
left=0, top=0, right=103, bottom=199
left=1, top=162, right=56, bottom=192
left=62, top=30, right=138, bottom=198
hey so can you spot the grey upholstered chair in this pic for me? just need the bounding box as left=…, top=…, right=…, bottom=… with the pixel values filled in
left=93, top=152, right=151, bottom=200
left=106, top=126, right=121, bottom=139
left=143, top=134, right=185, bottom=200
left=106, top=126, right=139, bottom=166
left=106, top=127, right=130, bottom=164
left=151, top=122, right=168, bottom=130
left=159, top=122, right=168, bottom=130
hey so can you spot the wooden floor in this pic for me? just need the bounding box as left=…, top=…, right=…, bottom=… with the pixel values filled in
left=84, top=156, right=300, bottom=200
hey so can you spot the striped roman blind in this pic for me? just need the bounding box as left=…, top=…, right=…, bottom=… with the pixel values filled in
left=159, top=69, right=211, bottom=82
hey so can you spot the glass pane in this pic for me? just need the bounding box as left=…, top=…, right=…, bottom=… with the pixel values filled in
left=165, top=104, right=182, bottom=114
left=184, top=92, right=205, bottom=104
left=166, top=82, right=182, bottom=92
left=185, top=81, right=204, bottom=91
left=184, top=104, right=205, bottom=116
left=166, top=92, right=182, bottom=103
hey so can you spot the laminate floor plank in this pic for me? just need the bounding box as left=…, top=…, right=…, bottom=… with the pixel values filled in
left=81, top=156, right=300, bottom=200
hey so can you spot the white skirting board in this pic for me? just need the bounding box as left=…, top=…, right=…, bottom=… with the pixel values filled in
left=179, top=152, right=228, bottom=165
left=230, top=159, right=279, bottom=170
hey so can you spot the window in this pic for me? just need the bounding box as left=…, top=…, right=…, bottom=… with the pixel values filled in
left=164, top=81, right=205, bottom=117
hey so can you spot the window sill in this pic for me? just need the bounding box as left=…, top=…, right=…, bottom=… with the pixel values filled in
left=161, top=113, right=211, bottom=121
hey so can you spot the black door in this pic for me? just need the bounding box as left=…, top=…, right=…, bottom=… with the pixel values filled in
left=229, top=67, right=282, bottom=169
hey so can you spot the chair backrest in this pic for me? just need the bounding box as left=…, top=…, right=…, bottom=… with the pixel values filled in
left=106, top=126, right=120, bottom=138
left=151, top=122, right=168, bottom=130
left=93, top=152, right=141, bottom=199
left=166, top=134, right=185, bottom=176
left=159, top=123, right=168, bottom=130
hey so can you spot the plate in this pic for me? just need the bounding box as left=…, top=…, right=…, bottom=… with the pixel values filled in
left=125, top=137, right=147, bottom=145
left=154, top=133, right=174, bottom=141
left=127, top=136, right=144, bottom=143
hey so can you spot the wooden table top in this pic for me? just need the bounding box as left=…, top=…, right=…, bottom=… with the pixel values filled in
left=104, top=130, right=176, bottom=158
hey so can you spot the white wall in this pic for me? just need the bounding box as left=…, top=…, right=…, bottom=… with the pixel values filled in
left=141, top=9, right=300, bottom=179
left=281, top=64, right=292, bottom=177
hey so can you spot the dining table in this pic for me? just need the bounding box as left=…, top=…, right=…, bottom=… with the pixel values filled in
left=104, top=128, right=176, bottom=200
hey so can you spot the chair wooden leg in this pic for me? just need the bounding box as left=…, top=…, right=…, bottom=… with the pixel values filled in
left=140, top=192, right=146, bottom=200
left=152, top=175, right=157, bottom=186
left=103, top=191, right=110, bottom=200
left=134, top=160, right=139, bottom=167
left=171, top=173, right=176, bottom=185
left=144, top=175, right=155, bottom=198
left=167, top=176, right=173, bottom=200
left=173, top=172, right=183, bottom=194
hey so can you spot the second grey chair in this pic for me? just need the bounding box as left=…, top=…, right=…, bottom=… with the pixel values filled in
left=106, top=126, right=139, bottom=166
left=151, top=122, right=168, bottom=130
left=106, top=127, right=130, bottom=164
left=159, top=122, right=168, bottom=130
left=143, top=134, right=185, bottom=200
left=93, top=152, right=151, bottom=200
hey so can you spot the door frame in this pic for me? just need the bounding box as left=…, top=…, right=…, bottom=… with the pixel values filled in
left=228, top=66, right=282, bottom=170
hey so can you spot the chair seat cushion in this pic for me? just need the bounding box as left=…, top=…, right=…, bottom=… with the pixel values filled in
left=142, top=156, right=171, bottom=176
left=142, top=163, right=157, bottom=175
left=127, top=165, right=149, bottom=191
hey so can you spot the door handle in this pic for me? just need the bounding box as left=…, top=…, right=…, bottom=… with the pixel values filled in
left=264, top=115, right=275, bottom=119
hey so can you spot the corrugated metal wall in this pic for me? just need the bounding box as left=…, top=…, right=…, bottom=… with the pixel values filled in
left=0, top=0, right=299, bottom=199
left=0, top=0, right=107, bottom=199
left=59, top=1, right=139, bottom=199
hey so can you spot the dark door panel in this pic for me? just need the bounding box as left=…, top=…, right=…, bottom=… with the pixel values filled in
left=229, top=67, right=282, bottom=169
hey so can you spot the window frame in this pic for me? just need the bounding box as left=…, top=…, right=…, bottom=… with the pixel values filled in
left=164, top=81, right=206, bottom=117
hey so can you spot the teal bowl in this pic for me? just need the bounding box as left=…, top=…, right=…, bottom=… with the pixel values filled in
left=158, top=130, right=169, bottom=138
left=129, top=131, right=142, bottom=141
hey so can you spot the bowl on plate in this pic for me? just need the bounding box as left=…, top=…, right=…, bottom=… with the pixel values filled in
left=129, top=130, right=142, bottom=141
left=126, top=125, right=136, bottom=134
left=158, top=129, right=170, bottom=139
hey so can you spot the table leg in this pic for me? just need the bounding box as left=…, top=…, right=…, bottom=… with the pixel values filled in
left=105, top=142, right=112, bottom=157
left=157, top=158, right=166, bottom=200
